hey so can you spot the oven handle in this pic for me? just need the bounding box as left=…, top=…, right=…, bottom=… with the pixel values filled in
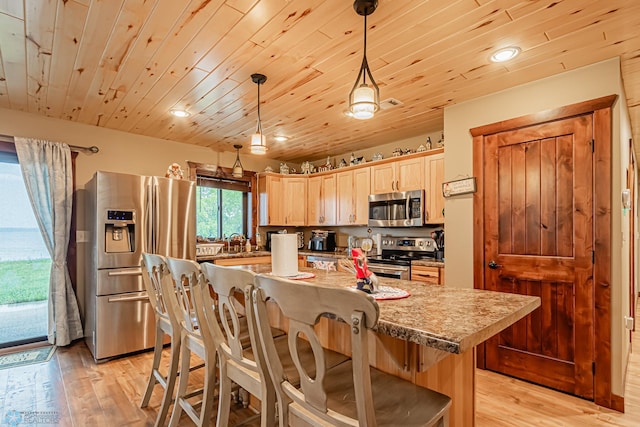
left=368, top=265, right=410, bottom=274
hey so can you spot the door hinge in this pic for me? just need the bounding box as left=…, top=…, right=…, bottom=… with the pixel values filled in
left=592, top=361, right=596, bottom=375
left=591, top=139, right=595, bottom=153
left=592, top=250, right=595, bottom=264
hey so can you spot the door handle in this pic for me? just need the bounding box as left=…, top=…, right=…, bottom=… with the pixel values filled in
left=488, top=260, right=501, bottom=269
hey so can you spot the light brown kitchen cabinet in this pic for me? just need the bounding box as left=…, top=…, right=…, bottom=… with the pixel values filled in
left=424, top=153, right=445, bottom=224
left=258, top=174, right=283, bottom=226
left=282, top=176, right=307, bottom=226
left=371, top=157, right=424, bottom=194
left=336, top=167, right=370, bottom=225
left=411, top=265, right=443, bottom=285
left=307, top=174, right=336, bottom=226
left=258, top=174, right=307, bottom=226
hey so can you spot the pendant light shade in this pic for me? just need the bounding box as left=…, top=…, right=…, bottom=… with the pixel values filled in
left=232, top=144, right=244, bottom=178
left=250, top=73, right=268, bottom=154
left=349, top=0, right=379, bottom=120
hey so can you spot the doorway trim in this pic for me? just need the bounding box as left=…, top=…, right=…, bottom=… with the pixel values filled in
left=471, top=94, right=619, bottom=410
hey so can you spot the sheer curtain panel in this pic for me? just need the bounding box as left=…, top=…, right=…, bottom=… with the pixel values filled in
left=14, top=137, right=83, bottom=346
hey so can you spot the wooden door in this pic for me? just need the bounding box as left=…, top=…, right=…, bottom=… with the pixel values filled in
left=352, top=167, right=370, bottom=224
left=484, top=115, right=595, bottom=399
left=396, top=157, right=424, bottom=192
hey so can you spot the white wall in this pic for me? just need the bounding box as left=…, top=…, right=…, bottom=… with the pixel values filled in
left=443, top=57, right=632, bottom=396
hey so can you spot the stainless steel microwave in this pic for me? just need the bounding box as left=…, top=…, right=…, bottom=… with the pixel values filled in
left=368, top=190, right=424, bottom=227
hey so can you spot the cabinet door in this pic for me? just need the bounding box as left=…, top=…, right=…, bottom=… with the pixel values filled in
left=370, top=163, right=395, bottom=194
left=411, top=265, right=440, bottom=285
left=283, top=177, right=307, bottom=226
left=352, top=167, right=370, bottom=225
left=425, top=153, right=445, bottom=224
left=322, top=174, right=337, bottom=225
left=336, top=170, right=354, bottom=224
left=396, top=157, right=425, bottom=192
left=259, top=175, right=284, bottom=226
left=307, top=176, right=322, bottom=226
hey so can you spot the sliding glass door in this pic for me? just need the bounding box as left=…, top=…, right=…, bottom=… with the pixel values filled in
left=0, top=153, right=49, bottom=348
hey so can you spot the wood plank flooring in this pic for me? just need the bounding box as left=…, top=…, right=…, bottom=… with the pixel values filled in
left=0, top=328, right=638, bottom=426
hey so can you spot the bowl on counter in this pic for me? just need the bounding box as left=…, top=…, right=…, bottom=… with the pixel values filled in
left=196, top=243, right=224, bottom=256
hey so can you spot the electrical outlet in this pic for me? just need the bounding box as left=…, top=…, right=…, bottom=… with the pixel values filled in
left=624, top=316, right=634, bottom=330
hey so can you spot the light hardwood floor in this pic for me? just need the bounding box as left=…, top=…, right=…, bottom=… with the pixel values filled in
left=0, top=329, right=638, bottom=426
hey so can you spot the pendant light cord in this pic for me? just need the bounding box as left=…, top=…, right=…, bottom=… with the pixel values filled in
left=362, top=14, right=368, bottom=85
left=256, top=82, right=262, bottom=134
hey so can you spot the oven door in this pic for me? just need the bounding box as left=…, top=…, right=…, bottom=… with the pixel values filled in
left=368, top=263, right=410, bottom=280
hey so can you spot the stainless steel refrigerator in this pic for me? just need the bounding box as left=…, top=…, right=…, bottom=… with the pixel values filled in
left=84, top=171, right=195, bottom=362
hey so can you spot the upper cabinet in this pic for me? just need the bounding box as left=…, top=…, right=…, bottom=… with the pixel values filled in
left=307, top=174, right=336, bottom=226
left=259, top=149, right=443, bottom=227
left=424, top=153, right=445, bottom=224
left=371, top=157, right=425, bottom=194
left=336, top=167, right=370, bottom=225
left=258, top=174, right=307, bottom=226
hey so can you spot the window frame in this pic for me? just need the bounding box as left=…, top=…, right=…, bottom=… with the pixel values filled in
left=188, top=161, right=258, bottom=242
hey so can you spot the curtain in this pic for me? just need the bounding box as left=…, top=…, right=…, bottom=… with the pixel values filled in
left=14, top=137, right=83, bottom=346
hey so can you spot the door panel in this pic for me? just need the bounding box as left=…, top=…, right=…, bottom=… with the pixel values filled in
left=484, top=115, right=594, bottom=399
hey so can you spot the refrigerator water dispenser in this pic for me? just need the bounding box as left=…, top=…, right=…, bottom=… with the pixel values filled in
left=105, top=209, right=135, bottom=253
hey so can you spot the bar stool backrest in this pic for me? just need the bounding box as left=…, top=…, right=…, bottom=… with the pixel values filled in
left=253, top=274, right=379, bottom=426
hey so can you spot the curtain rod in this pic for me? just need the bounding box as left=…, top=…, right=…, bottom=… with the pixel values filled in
left=0, top=134, right=99, bottom=154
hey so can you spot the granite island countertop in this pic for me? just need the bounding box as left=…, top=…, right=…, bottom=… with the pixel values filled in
left=236, top=264, right=539, bottom=355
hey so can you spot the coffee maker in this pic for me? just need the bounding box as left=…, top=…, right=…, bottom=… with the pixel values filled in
left=308, top=230, right=337, bottom=251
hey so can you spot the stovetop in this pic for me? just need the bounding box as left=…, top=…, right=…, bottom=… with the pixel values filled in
left=367, top=236, right=442, bottom=264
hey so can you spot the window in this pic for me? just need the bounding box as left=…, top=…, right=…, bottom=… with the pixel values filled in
left=190, top=162, right=254, bottom=240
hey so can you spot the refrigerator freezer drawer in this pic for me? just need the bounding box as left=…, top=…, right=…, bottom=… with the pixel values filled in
left=93, top=291, right=155, bottom=361
left=96, top=267, right=144, bottom=296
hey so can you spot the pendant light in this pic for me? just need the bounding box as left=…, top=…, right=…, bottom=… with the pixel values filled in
left=250, top=73, right=267, bottom=154
left=232, top=144, right=244, bottom=178
left=348, top=0, right=379, bottom=120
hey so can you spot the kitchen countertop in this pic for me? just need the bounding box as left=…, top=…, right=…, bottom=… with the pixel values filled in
left=238, top=264, right=539, bottom=355
left=197, top=250, right=445, bottom=268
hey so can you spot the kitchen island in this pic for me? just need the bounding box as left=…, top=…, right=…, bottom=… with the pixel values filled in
left=225, top=263, right=540, bottom=427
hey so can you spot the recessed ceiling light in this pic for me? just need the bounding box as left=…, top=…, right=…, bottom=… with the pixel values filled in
left=490, top=46, right=521, bottom=63
left=170, top=109, right=190, bottom=118
left=273, top=135, right=288, bottom=142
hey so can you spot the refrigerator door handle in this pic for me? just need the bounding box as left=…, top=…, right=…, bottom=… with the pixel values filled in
left=107, top=292, right=149, bottom=303
left=145, top=181, right=154, bottom=254
left=107, top=268, right=143, bottom=277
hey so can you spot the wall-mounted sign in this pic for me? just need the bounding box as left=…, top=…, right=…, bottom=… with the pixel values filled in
left=442, top=177, right=476, bottom=197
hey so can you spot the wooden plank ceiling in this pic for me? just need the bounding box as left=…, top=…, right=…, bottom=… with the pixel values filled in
left=0, top=0, right=639, bottom=163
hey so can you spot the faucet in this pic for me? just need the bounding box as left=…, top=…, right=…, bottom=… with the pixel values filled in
left=227, top=233, right=244, bottom=252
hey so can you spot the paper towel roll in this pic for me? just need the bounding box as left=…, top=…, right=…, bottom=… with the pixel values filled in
left=271, top=234, right=299, bottom=277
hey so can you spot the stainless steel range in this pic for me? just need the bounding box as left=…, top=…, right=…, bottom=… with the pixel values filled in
left=367, top=237, right=440, bottom=280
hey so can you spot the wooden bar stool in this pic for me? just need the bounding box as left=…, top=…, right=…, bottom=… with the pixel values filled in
left=164, top=257, right=218, bottom=427
left=253, top=274, right=452, bottom=426
left=199, top=263, right=275, bottom=427
left=140, top=253, right=181, bottom=427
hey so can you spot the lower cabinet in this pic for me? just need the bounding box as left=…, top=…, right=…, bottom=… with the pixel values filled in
left=411, top=265, right=444, bottom=285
